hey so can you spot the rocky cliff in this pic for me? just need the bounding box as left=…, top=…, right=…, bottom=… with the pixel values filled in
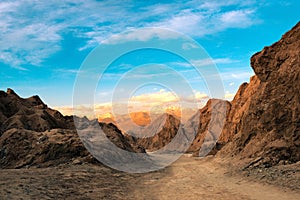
left=218, top=22, right=300, bottom=167
left=187, top=99, right=230, bottom=155
left=0, top=89, right=74, bottom=133
left=134, top=114, right=181, bottom=151
left=190, top=22, right=300, bottom=167
left=0, top=89, right=144, bottom=168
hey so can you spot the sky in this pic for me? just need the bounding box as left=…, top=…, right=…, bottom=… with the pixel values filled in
left=0, top=0, right=299, bottom=117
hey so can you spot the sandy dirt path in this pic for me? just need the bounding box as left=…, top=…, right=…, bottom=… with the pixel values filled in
left=132, top=155, right=300, bottom=200
left=0, top=155, right=299, bottom=199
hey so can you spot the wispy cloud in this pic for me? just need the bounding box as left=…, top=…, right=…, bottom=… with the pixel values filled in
left=148, top=2, right=260, bottom=37
left=55, top=69, right=81, bottom=74
left=56, top=88, right=210, bottom=118
left=191, top=58, right=240, bottom=67
left=102, top=28, right=180, bottom=44
left=130, top=89, right=179, bottom=104
left=0, top=0, right=261, bottom=68
left=220, top=9, right=256, bottom=28
left=170, top=57, right=240, bottom=68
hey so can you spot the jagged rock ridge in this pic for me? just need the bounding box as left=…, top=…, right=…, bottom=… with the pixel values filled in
left=133, top=113, right=181, bottom=151
left=218, top=22, right=300, bottom=167
left=189, top=22, right=300, bottom=167
left=0, top=89, right=144, bottom=168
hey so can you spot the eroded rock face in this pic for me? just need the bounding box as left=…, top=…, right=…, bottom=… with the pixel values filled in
left=99, top=122, right=146, bottom=153
left=0, top=89, right=73, bottom=133
left=187, top=99, right=230, bottom=156
left=0, top=128, right=92, bottom=168
left=187, top=22, right=300, bottom=167
left=0, top=89, right=145, bottom=168
left=134, top=114, right=181, bottom=152
left=218, top=22, right=300, bottom=167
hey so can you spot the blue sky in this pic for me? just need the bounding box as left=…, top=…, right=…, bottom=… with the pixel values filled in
left=1, top=0, right=299, bottom=111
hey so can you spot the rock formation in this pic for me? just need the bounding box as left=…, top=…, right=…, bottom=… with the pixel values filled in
left=0, top=88, right=73, bottom=133
left=133, top=114, right=181, bottom=151
left=186, top=99, right=230, bottom=155
left=129, top=111, right=151, bottom=127
left=189, top=22, right=300, bottom=167
left=0, top=89, right=144, bottom=168
left=218, top=22, right=300, bottom=167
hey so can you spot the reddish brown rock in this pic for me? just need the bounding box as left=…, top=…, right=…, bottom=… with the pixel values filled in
left=0, top=89, right=145, bottom=169
left=129, top=111, right=151, bottom=127
left=0, top=89, right=73, bottom=133
left=134, top=114, right=181, bottom=151
left=218, top=22, right=300, bottom=167
left=187, top=99, right=230, bottom=155
left=0, top=128, right=91, bottom=168
left=187, top=22, right=300, bottom=167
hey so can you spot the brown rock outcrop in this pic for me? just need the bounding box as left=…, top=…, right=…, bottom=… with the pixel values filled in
left=0, top=128, right=91, bottom=168
left=0, top=88, right=73, bottom=133
left=187, top=99, right=230, bottom=155
left=0, top=89, right=145, bottom=168
left=218, top=22, right=300, bottom=167
left=190, top=22, right=300, bottom=167
left=134, top=114, right=181, bottom=151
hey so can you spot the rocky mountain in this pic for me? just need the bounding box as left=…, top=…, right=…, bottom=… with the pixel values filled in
left=0, top=89, right=144, bottom=168
left=129, top=111, right=151, bottom=126
left=0, top=88, right=74, bottom=133
left=100, top=112, right=158, bottom=133
left=189, top=22, right=300, bottom=167
left=219, top=21, right=300, bottom=167
left=186, top=99, right=230, bottom=156
left=132, top=113, right=181, bottom=151
left=97, top=112, right=116, bottom=124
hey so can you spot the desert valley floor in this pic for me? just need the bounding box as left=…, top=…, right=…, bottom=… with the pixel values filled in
left=1, top=155, right=299, bottom=200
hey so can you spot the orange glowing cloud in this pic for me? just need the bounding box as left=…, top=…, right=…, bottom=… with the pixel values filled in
left=129, top=89, right=179, bottom=104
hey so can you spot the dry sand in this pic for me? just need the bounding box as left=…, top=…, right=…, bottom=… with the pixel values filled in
left=0, top=155, right=299, bottom=199
left=132, top=155, right=300, bottom=200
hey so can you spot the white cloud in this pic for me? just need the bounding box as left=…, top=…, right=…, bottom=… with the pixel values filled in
left=102, top=28, right=180, bottom=44
left=182, top=90, right=209, bottom=107
left=212, top=70, right=254, bottom=81
left=130, top=89, right=179, bottom=104
left=189, top=58, right=240, bottom=67
left=152, top=9, right=205, bottom=35
left=169, top=57, right=240, bottom=69
left=182, top=42, right=199, bottom=50
left=149, top=2, right=259, bottom=37
left=220, top=9, right=256, bottom=28
left=0, top=1, right=19, bottom=13
left=194, top=91, right=209, bottom=100
left=0, top=0, right=260, bottom=68
left=0, top=0, right=128, bottom=68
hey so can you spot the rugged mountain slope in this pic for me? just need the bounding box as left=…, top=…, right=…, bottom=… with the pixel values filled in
left=218, top=22, right=300, bottom=167
left=97, top=112, right=116, bottom=124
left=0, top=128, right=91, bottom=168
left=129, top=111, right=151, bottom=126
left=190, top=22, right=300, bottom=167
left=187, top=99, right=230, bottom=155
left=0, top=89, right=74, bottom=133
left=132, top=114, right=181, bottom=151
left=0, top=89, right=144, bottom=168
